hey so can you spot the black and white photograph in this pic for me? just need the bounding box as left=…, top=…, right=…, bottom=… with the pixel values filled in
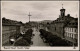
left=1, top=1, right=79, bottom=50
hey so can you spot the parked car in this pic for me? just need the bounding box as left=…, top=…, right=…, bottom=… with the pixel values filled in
left=9, top=36, right=16, bottom=44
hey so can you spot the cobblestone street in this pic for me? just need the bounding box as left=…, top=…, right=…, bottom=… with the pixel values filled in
left=31, top=28, right=49, bottom=46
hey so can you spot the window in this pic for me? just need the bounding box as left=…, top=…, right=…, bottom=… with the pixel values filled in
left=72, top=34, right=73, bottom=39
left=69, top=23, right=71, bottom=25
left=73, top=28, right=75, bottom=32
left=65, top=32, right=67, bottom=36
left=65, top=33, right=66, bottom=36
left=70, top=33, right=71, bottom=38
left=68, top=33, right=69, bottom=37
left=69, top=28, right=70, bottom=32
left=66, top=33, right=68, bottom=36
left=76, top=23, right=78, bottom=25
left=67, top=28, right=68, bottom=31
left=66, top=28, right=67, bottom=31
left=75, top=29, right=76, bottom=32
left=73, top=34, right=74, bottom=39
left=71, top=33, right=72, bottom=38
left=72, top=34, right=75, bottom=39
left=69, top=33, right=70, bottom=37
left=72, top=28, right=73, bottom=32
left=55, top=27, right=56, bottom=31
left=70, top=28, right=71, bottom=32
left=72, top=23, right=75, bottom=25
left=71, top=28, right=72, bottom=32
left=73, top=34, right=75, bottom=39
left=68, top=28, right=69, bottom=32
left=65, top=28, right=66, bottom=31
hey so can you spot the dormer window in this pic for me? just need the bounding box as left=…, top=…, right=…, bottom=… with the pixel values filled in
left=72, top=23, right=75, bottom=25
left=69, top=23, right=71, bottom=25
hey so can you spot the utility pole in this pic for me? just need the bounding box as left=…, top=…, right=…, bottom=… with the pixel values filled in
left=28, top=12, right=31, bottom=23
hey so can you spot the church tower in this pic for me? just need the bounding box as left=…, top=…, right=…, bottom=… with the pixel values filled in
left=60, top=4, right=65, bottom=17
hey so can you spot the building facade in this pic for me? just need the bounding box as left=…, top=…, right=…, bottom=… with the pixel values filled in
left=64, top=18, right=78, bottom=46
left=46, top=7, right=78, bottom=39
left=2, top=18, right=23, bottom=46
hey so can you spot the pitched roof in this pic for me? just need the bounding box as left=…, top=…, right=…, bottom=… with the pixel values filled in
left=2, top=17, right=23, bottom=26
left=65, top=18, right=78, bottom=28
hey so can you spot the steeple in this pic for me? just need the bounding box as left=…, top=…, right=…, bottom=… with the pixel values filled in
left=76, top=14, right=77, bottom=18
left=62, top=4, right=63, bottom=9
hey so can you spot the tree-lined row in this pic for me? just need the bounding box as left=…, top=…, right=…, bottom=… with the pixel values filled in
left=39, top=29, right=70, bottom=46
left=13, top=29, right=33, bottom=46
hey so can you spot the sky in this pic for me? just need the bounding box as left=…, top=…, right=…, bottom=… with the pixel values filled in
left=1, top=1, right=79, bottom=23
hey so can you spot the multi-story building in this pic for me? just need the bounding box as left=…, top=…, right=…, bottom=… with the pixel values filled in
left=47, top=6, right=78, bottom=39
left=64, top=18, right=78, bottom=46
left=2, top=17, right=23, bottom=46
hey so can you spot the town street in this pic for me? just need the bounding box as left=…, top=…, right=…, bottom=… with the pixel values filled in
left=31, top=28, right=49, bottom=46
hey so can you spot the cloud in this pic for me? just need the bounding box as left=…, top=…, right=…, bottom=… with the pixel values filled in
left=1, top=1, right=79, bottom=23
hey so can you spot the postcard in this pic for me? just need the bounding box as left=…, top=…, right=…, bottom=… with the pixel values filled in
left=0, top=0, right=79, bottom=50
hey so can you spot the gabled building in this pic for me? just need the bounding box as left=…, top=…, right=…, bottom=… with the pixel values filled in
left=47, top=6, right=78, bottom=39
left=2, top=17, right=23, bottom=46
left=64, top=18, right=78, bottom=46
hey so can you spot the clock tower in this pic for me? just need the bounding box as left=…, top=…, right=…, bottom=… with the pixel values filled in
left=60, top=4, right=65, bottom=17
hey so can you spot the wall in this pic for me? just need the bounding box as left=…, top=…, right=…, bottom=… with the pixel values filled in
left=64, top=27, right=78, bottom=45
left=2, top=25, right=18, bottom=46
left=47, top=22, right=65, bottom=38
